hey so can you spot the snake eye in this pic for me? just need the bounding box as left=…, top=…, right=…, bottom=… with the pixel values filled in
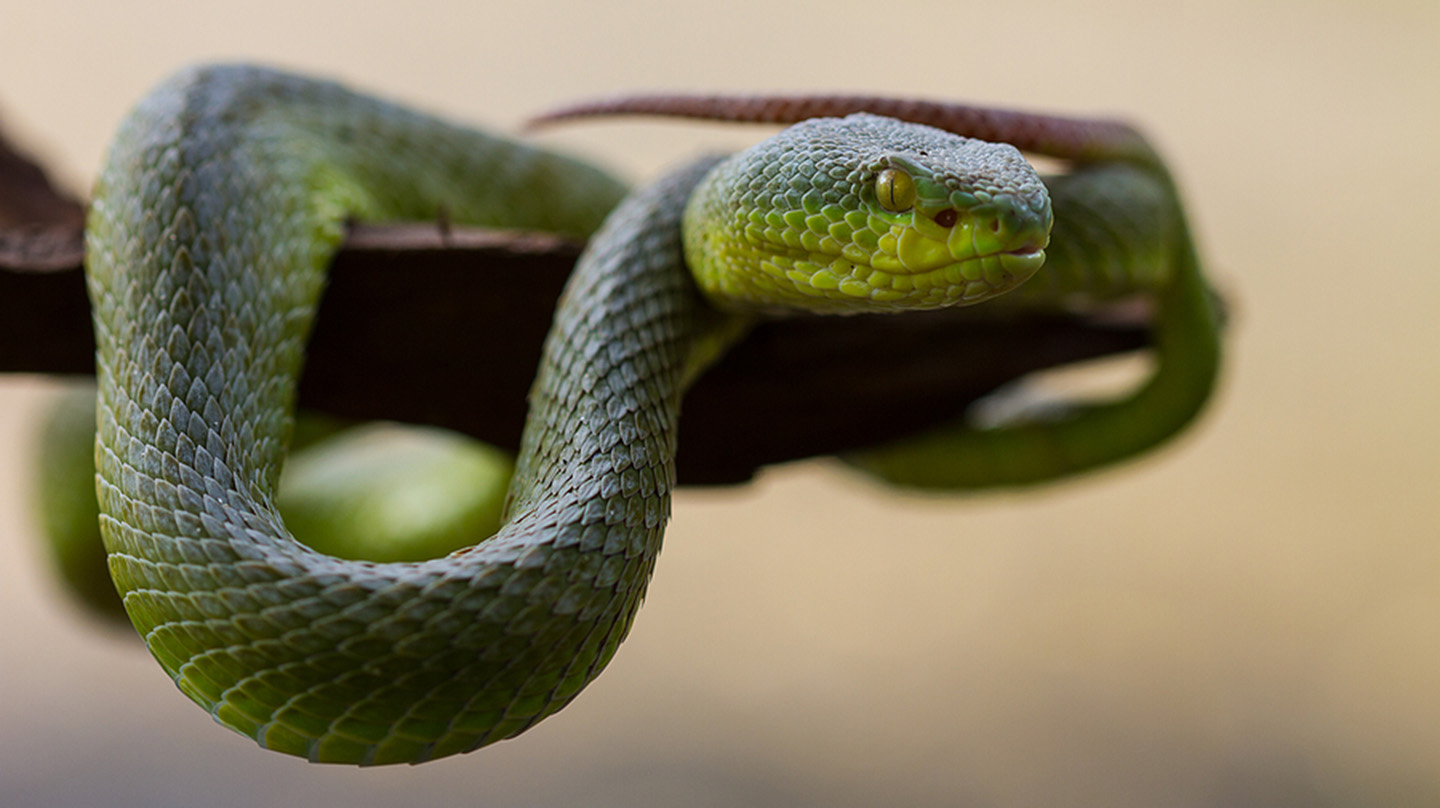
left=875, top=168, right=915, bottom=213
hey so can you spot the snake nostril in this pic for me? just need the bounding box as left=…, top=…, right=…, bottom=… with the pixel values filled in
left=989, top=219, right=1001, bottom=234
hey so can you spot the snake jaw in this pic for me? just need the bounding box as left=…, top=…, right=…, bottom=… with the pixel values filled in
left=687, top=204, right=1051, bottom=313
left=771, top=189, right=1050, bottom=311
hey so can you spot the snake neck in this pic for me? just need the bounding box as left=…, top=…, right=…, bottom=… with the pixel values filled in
left=504, top=156, right=722, bottom=519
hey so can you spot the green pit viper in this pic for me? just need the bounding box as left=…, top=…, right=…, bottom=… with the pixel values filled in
left=46, top=64, right=1220, bottom=764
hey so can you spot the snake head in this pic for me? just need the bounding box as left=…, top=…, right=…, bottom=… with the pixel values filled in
left=684, top=113, right=1053, bottom=314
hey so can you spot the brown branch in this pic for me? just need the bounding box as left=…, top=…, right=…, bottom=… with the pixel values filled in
left=0, top=121, right=1152, bottom=485
left=0, top=223, right=1150, bottom=484
left=0, top=119, right=85, bottom=229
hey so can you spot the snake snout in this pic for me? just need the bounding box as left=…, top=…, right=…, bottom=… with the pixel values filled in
left=960, top=191, right=1052, bottom=293
left=975, top=193, right=1053, bottom=257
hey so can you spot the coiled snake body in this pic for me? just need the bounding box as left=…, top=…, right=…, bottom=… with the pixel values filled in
left=77, top=65, right=1218, bottom=764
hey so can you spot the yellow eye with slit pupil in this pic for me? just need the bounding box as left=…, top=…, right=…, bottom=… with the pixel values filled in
left=875, top=168, right=915, bottom=213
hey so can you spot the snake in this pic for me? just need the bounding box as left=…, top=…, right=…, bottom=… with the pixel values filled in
left=69, top=64, right=1219, bottom=765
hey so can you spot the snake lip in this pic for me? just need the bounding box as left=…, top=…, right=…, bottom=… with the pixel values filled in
left=992, top=243, right=1047, bottom=289
left=958, top=247, right=1038, bottom=265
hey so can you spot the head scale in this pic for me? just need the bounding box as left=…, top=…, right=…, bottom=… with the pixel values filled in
left=684, top=113, right=1053, bottom=314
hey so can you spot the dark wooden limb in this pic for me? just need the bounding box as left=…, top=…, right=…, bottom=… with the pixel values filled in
left=0, top=121, right=1151, bottom=486
left=1, top=223, right=1150, bottom=484
left=0, top=120, right=84, bottom=230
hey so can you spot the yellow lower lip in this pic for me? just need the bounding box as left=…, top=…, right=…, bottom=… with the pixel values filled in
left=998, top=247, right=1046, bottom=283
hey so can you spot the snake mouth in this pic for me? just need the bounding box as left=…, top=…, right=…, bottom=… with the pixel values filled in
left=809, top=242, right=1045, bottom=309
left=998, top=242, right=1046, bottom=272
left=950, top=244, right=1047, bottom=302
left=730, top=221, right=1050, bottom=312
left=991, top=246, right=1046, bottom=289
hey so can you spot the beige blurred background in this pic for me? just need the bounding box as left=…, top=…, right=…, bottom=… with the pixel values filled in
left=1, top=1, right=1436, bottom=806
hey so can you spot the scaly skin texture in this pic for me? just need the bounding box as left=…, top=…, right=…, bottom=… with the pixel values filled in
left=683, top=114, right=1050, bottom=313
left=87, top=64, right=660, bottom=764
left=84, top=66, right=1051, bottom=764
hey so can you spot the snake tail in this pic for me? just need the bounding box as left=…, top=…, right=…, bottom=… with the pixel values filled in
left=528, top=93, right=1157, bottom=165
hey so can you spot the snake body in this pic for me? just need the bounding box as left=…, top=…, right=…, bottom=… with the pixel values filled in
left=83, top=65, right=1072, bottom=764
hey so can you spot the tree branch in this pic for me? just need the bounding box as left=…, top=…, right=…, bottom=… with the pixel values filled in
left=0, top=119, right=1151, bottom=485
